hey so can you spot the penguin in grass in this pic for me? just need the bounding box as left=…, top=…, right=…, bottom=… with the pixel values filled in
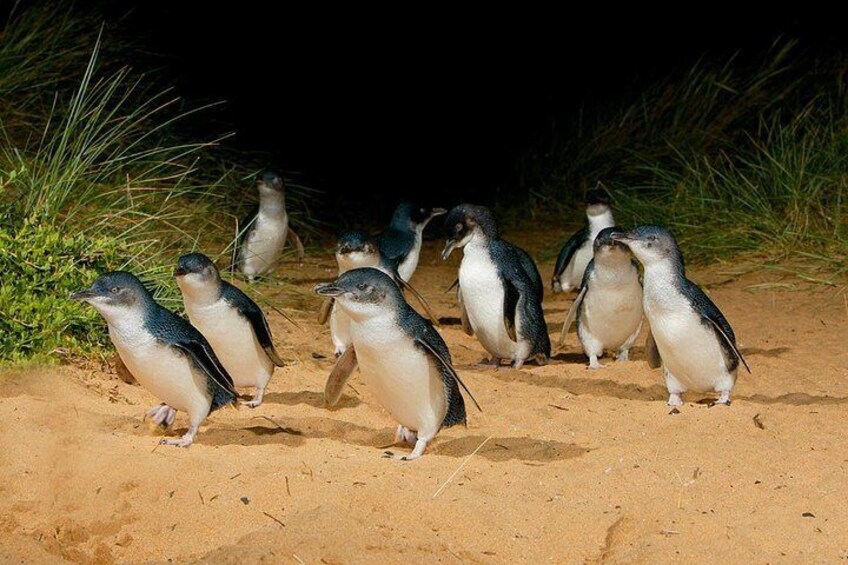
left=552, top=188, right=615, bottom=293
left=378, top=203, right=447, bottom=282
left=71, top=272, right=238, bottom=447
left=319, top=230, right=438, bottom=356
left=559, top=227, right=643, bottom=369
left=235, top=170, right=305, bottom=280
left=175, top=253, right=285, bottom=408
left=315, top=268, right=480, bottom=461
left=442, top=204, right=550, bottom=369
left=611, top=225, right=751, bottom=406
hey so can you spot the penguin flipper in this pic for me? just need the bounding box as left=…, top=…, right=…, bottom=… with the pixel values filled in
left=325, top=347, right=357, bottom=406
left=552, top=227, right=587, bottom=289
left=645, top=329, right=662, bottom=369
left=502, top=278, right=521, bottom=342
left=173, top=339, right=238, bottom=403
left=378, top=228, right=415, bottom=265
left=559, top=285, right=587, bottom=347
left=397, top=277, right=439, bottom=326
left=414, top=336, right=481, bottom=413
left=318, top=298, right=334, bottom=325
left=703, top=316, right=752, bottom=374
left=457, top=285, right=473, bottom=336
left=221, top=282, right=286, bottom=367
left=232, top=205, right=259, bottom=273
left=287, top=227, right=305, bottom=262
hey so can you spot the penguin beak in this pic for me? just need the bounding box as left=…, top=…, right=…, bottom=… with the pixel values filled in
left=70, top=289, right=96, bottom=301
left=609, top=232, right=633, bottom=244
left=441, top=239, right=458, bottom=261
left=173, top=267, right=188, bottom=277
left=314, top=282, right=345, bottom=298
left=430, top=207, right=448, bottom=219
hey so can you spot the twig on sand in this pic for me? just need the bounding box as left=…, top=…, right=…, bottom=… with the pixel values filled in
left=263, top=511, right=285, bottom=528
left=252, top=415, right=303, bottom=435
left=432, top=436, right=491, bottom=499
left=293, top=554, right=306, bottom=565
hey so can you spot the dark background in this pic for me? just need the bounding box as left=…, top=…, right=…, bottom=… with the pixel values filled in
left=69, top=4, right=848, bottom=213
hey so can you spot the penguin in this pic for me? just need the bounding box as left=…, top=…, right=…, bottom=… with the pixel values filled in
left=378, top=203, right=447, bottom=282
left=321, top=230, right=438, bottom=356
left=235, top=170, right=305, bottom=280
left=610, top=225, right=751, bottom=406
left=558, top=227, right=643, bottom=369
left=70, top=271, right=238, bottom=446
left=174, top=253, right=285, bottom=408
left=441, top=204, right=550, bottom=369
left=552, top=188, right=615, bottom=293
left=314, top=268, right=480, bottom=460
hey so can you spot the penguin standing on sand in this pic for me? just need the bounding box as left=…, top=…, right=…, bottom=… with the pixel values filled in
left=321, top=231, right=438, bottom=356
left=552, top=188, right=615, bottom=293
left=611, top=226, right=750, bottom=406
left=378, top=203, right=447, bottom=282
left=315, top=268, right=479, bottom=461
left=442, top=204, right=550, bottom=369
left=559, top=227, right=643, bottom=369
left=71, top=272, right=238, bottom=447
left=175, top=253, right=285, bottom=408
left=236, top=170, right=305, bottom=280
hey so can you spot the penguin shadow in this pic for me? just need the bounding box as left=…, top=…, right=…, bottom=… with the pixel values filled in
left=201, top=416, right=587, bottom=462
left=262, top=390, right=362, bottom=410
left=739, top=346, right=791, bottom=358
left=736, top=392, right=848, bottom=406
left=438, top=316, right=462, bottom=326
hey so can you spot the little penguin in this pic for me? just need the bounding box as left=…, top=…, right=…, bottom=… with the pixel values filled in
left=442, top=204, right=550, bottom=369
left=552, top=188, right=615, bottom=293
left=378, top=203, right=447, bottom=282
left=321, top=230, right=438, bottom=356
left=175, top=253, right=285, bottom=408
left=315, top=268, right=480, bottom=461
left=611, top=226, right=751, bottom=406
left=71, top=271, right=238, bottom=446
left=559, top=227, right=643, bottom=369
left=236, top=170, right=305, bottom=280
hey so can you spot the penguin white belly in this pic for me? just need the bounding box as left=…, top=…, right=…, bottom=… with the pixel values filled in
left=459, top=249, right=518, bottom=359
left=242, top=213, right=288, bottom=276
left=398, top=234, right=422, bottom=281
left=645, top=295, right=731, bottom=393
left=109, top=326, right=211, bottom=416
left=580, top=278, right=643, bottom=349
left=349, top=314, right=446, bottom=436
left=562, top=242, right=593, bottom=291
left=185, top=302, right=272, bottom=390
left=329, top=304, right=352, bottom=355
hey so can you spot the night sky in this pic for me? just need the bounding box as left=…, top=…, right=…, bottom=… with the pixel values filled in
left=86, top=4, right=846, bottom=210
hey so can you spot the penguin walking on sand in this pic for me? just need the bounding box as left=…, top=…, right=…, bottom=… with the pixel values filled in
left=442, top=204, right=550, bottom=369
left=315, top=268, right=480, bottom=461
left=611, top=226, right=751, bottom=406
left=378, top=203, right=447, bottom=282
left=175, top=253, right=285, bottom=408
left=321, top=231, right=438, bottom=356
left=71, top=272, right=238, bottom=447
left=552, top=188, right=615, bottom=293
left=236, top=170, right=305, bottom=280
left=559, top=227, right=643, bottom=369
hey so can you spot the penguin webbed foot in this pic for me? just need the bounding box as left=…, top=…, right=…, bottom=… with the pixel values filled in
left=667, top=393, right=684, bottom=407
left=587, top=355, right=605, bottom=370
left=145, top=404, right=177, bottom=429
left=160, top=432, right=195, bottom=448
left=709, top=392, right=732, bottom=407
left=616, top=349, right=630, bottom=362
left=241, top=388, right=266, bottom=409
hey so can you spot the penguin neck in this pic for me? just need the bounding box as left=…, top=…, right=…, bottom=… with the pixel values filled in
left=593, top=252, right=636, bottom=283
left=179, top=278, right=223, bottom=307
left=587, top=208, right=614, bottom=236
left=642, top=257, right=684, bottom=290
left=258, top=190, right=286, bottom=217
left=103, top=304, right=156, bottom=345
left=465, top=228, right=491, bottom=253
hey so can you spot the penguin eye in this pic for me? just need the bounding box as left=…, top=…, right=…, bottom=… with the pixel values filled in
left=110, top=287, right=119, bottom=294
left=357, top=282, right=368, bottom=291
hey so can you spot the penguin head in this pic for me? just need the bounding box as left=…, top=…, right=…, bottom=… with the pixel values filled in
left=610, top=225, right=680, bottom=266
left=174, top=253, right=221, bottom=295
left=336, top=231, right=381, bottom=272
left=70, top=271, right=153, bottom=320
left=585, top=188, right=612, bottom=217
left=391, top=202, right=448, bottom=229
left=441, top=204, right=499, bottom=259
left=256, top=170, right=284, bottom=194
left=314, top=268, right=401, bottom=319
left=593, top=227, right=631, bottom=260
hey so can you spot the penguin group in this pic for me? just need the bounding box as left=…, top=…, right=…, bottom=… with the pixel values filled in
left=71, top=171, right=750, bottom=459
